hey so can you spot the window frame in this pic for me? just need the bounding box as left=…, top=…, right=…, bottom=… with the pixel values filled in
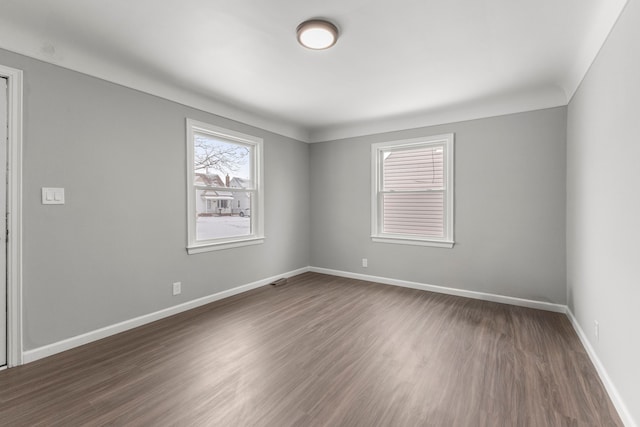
left=186, top=119, right=264, bottom=254
left=371, top=133, right=455, bottom=248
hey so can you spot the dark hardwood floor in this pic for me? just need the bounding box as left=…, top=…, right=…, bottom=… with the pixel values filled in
left=0, top=272, right=622, bottom=426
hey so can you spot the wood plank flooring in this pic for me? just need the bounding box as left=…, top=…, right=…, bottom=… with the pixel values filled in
left=0, top=272, right=622, bottom=426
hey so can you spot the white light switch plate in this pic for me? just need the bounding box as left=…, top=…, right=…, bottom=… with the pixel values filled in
left=42, top=187, right=65, bottom=205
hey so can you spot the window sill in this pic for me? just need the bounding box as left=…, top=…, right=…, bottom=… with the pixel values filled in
left=187, top=237, right=264, bottom=254
left=371, top=236, right=454, bottom=249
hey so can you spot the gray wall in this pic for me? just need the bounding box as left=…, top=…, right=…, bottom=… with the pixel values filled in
left=0, top=48, right=567, bottom=354
left=310, top=108, right=567, bottom=304
left=567, top=0, right=640, bottom=423
left=0, top=48, right=311, bottom=351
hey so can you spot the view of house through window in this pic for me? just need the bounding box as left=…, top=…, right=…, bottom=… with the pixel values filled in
left=194, top=134, right=252, bottom=240
left=187, top=119, right=264, bottom=253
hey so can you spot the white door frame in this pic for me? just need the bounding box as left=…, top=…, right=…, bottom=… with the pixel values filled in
left=0, top=64, right=23, bottom=367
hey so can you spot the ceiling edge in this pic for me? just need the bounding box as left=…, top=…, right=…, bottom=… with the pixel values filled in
left=0, top=40, right=573, bottom=145
left=308, top=87, right=568, bottom=143
left=562, top=0, right=630, bottom=103
left=0, top=39, right=311, bottom=142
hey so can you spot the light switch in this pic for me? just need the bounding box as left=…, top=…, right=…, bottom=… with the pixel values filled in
left=42, top=187, right=65, bottom=205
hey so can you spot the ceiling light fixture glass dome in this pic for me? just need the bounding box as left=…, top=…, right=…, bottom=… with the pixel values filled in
left=297, top=19, right=339, bottom=50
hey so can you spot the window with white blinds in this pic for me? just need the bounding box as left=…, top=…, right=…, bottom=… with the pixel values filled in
left=371, top=134, right=454, bottom=248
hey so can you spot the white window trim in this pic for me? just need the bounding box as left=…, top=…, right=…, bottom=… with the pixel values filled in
left=371, top=134, right=455, bottom=249
left=186, top=119, right=264, bottom=254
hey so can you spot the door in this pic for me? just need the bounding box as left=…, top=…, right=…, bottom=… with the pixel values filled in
left=0, top=77, right=6, bottom=367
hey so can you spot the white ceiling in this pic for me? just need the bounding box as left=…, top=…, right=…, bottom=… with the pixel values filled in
left=0, top=0, right=628, bottom=142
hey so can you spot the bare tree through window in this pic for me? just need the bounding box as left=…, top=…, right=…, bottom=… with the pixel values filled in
left=194, top=134, right=250, bottom=177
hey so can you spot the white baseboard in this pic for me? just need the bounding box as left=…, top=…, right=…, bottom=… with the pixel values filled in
left=309, top=267, right=567, bottom=313
left=19, top=266, right=633, bottom=426
left=22, top=266, right=564, bottom=365
left=566, top=309, right=637, bottom=427
left=22, top=266, right=310, bottom=364
left=312, top=267, right=633, bottom=425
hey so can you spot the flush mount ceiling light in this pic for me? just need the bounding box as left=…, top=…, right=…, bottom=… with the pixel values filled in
left=296, top=19, right=339, bottom=50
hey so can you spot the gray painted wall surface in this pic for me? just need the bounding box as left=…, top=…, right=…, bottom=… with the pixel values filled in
left=310, top=108, right=567, bottom=304
left=567, top=0, right=640, bottom=423
left=0, top=48, right=311, bottom=350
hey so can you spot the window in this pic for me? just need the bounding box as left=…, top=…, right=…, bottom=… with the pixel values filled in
left=186, top=119, right=264, bottom=253
left=371, top=134, right=454, bottom=248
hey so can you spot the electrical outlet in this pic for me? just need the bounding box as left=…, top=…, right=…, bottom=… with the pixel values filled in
left=172, top=282, right=181, bottom=296
left=594, top=320, right=599, bottom=341
left=362, top=258, right=368, bottom=268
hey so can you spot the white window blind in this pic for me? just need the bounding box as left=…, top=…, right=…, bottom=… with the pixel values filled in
left=382, top=145, right=445, bottom=237
left=372, top=134, right=454, bottom=248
